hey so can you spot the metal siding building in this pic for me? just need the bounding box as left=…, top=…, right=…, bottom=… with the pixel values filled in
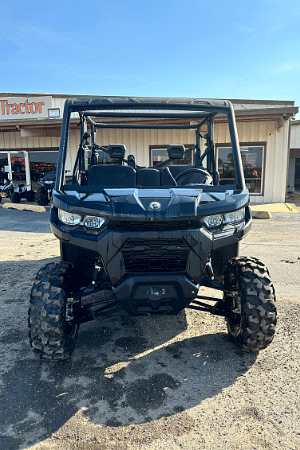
left=0, top=93, right=298, bottom=203
left=289, top=120, right=300, bottom=192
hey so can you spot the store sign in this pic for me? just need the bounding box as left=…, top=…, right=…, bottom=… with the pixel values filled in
left=0, top=96, right=53, bottom=120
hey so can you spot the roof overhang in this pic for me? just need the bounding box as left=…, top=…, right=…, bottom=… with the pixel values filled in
left=0, top=96, right=298, bottom=132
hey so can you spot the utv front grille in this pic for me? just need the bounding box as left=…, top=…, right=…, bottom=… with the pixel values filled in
left=121, top=239, right=189, bottom=273
left=115, top=220, right=198, bottom=232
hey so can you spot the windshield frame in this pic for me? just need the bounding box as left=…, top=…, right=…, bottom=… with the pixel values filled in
left=56, top=97, right=245, bottom=193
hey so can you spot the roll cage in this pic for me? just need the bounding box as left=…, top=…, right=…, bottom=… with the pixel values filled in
left=56, top=97, right=245, bottom=192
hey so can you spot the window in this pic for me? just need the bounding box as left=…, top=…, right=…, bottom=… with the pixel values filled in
left=150, top=146, right=194, bottom=167
left=217, top=145, right=264, bottom=194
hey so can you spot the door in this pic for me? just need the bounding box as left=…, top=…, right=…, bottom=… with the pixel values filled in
left=295, top=158, right=300, bottom=190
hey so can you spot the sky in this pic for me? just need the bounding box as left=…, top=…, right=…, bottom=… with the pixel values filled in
left=0, top=0, right=300, bottom=117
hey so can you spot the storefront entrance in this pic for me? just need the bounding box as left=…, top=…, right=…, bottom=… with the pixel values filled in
left=0, top=150, right=58, bottom=190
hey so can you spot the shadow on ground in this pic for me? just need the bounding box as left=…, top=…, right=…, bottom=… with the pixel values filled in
left=0, top=273, right=257, bottom=450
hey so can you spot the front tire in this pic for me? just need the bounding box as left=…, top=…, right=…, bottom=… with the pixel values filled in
left=11, top=192, right=21, bottom=203
left=224, top=256, right=276, bottom=352
left=26, top=190, right=35, bottom=202
left=35, top=186, right=49, bottom=206
left=28, top=262, right=79, bottom=360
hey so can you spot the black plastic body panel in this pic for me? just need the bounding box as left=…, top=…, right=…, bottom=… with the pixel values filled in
left=112, top=274, right=199, bottom=315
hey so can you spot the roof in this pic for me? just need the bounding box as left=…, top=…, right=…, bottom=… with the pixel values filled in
left=0, top=94, right=298, bottom=131
left=65, top=96, right=234, bottom=116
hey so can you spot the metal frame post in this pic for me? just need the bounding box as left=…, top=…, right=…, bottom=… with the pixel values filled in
left=23, top=151, right=31, bottom=190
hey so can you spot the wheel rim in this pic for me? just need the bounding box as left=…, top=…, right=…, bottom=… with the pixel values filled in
left=225, top=275, right=243, bottom=336
left=64, top=298, right=80, bottom=338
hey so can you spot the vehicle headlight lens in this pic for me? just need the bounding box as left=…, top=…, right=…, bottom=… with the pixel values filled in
left=84, top=215, right=105, bottom=229
left=223, top=208, right=245, bottom=224
left=203, top=208, right=245, bottom=228
left=58, top=209, right=81, bottom=226
left=204, top=214, right=223, bottom=228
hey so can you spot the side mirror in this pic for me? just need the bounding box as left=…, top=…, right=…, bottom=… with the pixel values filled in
left=167, top=145, right=185, bottom=160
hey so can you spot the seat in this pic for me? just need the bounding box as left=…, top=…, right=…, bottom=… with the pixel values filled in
left=136, top=168, right=161, bottom=187
left=87, top=165, right=136, bottom=187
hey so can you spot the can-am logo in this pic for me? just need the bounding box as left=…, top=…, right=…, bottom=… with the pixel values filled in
left=149, top=201, right=161, bottom=210
left=0, top=96, right=53, bottom=120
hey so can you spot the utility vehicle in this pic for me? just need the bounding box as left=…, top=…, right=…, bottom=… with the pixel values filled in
left=35, top=170, right=56, bottom=206
left=0, top=178, right=35, bottom=203
left=28, top=97, right=276, bottom=359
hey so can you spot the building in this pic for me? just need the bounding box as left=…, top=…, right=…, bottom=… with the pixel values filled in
left=288, top=120, right=300, bottom=193
left=0, top=93, right=298, bottom=203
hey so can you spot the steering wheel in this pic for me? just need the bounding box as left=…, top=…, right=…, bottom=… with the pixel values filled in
left=175, top=168, right=211, bottom=184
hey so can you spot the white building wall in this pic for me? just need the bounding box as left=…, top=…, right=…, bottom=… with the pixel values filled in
left=0, top=131, right=60, bottom=150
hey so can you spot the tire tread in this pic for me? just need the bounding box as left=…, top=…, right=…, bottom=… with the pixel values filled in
left=225, top=256, right=277, bottom=352
left=28, top=262, right=79, bottom=360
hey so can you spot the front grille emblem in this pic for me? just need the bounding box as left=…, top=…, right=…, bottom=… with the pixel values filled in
left=149, top=201, right=161, bottom=210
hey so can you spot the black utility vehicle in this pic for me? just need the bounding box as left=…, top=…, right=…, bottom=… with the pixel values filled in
left=29, top=97, right=276, bottom=359
left=35, top=170, right=56, bottom=206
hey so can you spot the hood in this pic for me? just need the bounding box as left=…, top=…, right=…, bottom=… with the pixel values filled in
left=54, top=187, right=249, bottom=220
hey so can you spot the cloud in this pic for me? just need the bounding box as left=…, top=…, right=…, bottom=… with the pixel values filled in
left=271, top=61, right=300, bottom=74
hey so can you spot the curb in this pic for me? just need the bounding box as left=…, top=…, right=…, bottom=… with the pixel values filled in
left=252, top=210, right=272, bottom=219
left=2, top=203, right=46, bottom=213
left=285, top=203, right=299, bottom=213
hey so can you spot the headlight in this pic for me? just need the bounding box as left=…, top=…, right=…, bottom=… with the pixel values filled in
left=84, top=215, right=105, bottom=229
left=203, top=208, right=245, bottom=229
left=58, top=209, right=106, bottom=229
left=204, top=214, right=223, bottom=228
left=58, top=209, right=81, bottom=226
left=223, top=208, right=245, bottom=224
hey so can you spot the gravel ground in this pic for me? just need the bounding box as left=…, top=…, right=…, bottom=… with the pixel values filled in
left=0, top=206, right=299, bottom=450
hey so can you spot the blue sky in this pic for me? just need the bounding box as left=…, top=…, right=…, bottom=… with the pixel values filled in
left=0, top=0, right=299, bottom=116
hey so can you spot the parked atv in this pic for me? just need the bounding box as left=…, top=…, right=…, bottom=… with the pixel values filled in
left=0, top=179, right=35, bottom=203
left=10, top=184, right=35, bottom=203
left=35, top=170, right=56, bottom=206
left=0, top=179, right=14, bottom=202
left=29, top=97, right=277, bottom=360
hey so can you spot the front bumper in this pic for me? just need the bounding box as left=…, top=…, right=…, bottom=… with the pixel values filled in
left=50, top=205, right=252, bottom=286
left=112, top=274, right=199, bottom=315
